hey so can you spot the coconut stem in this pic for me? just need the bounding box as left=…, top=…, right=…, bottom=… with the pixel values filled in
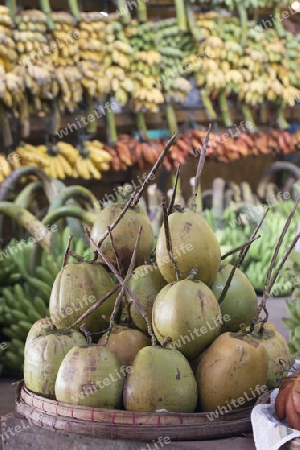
left=104, top=227, right=142, bottom=345
left=161, top=336, right=172, bottom=347
left=79, top=323, right=92, bottom=345
left=221, top=235, right=260, bottom=261
left=162, top=196, right=181, bottom=281
left=85, top=228, right=157, bottom=346
left=62, top=234, right=73, bottom=269
left=192, top=124, right=211, bottom=213
left=167, top=164, right=181, bottom=215
left=68, top=284, right=122, bottom=329
left=108, top=226, right=123, bottom=276
left=185, top=267, right=198, bottom=281
left=130, top=132, right=178, bottom=209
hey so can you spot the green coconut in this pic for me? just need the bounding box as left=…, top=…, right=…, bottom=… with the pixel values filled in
left=90, top=203, right=154, bottom=271
left=49, top=261, right=118, bottom=334
left=210, top=264, right=258, bottom=332
left=24, top=327, right=86, bottom=399
left=55, top=345, right=125, bottom=408
left=155, top=210, right=221, bottom=285
left=196, top=332, right=269, bottom=412
left=98, top=325, right=150, bottom=366
left=123, top=346, right=198, bottom=412
left=126, top=263, right=167, bottom=334
left=152, top=279, right=222, bottom=360
left=249, top=322, right=292, bottom=389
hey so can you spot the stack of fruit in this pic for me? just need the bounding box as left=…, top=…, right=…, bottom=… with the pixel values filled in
left=78, top=13, right=109, bottom=105
left=19, top=138, right=292, bottom=422
left=0, top=5, right=23, bottom=146
left=14, top=140, right=113, bottom=180
left=103, top=17, right=134, bottom=107
left=0, top=5, right=17, bottom=72
left=127, top=21, right=163, bottom=113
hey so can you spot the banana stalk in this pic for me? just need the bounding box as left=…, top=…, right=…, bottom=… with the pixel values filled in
left=186, top=3, right=201, bottom=41
left=241, top=103, right=257, bottom=132
left=137, top=0, right=147, bottom=22
left=237, top=4, right=247, bottom=45
left=118, top=0, right=131, bottom=24
left=212, top=177, right=226, bottom=230
left=201, top=90, right=217, bottom=121
left=68, top=0, right=81, bottom=21
left=165, top=103, right=178, bottom=135
left=20, top=94, right=30, bottom=138
left=105, top=96, right=117, bottom=146
left=86, top=98, right=97, bottom=135
left=276, top=100, right=289, bottom=130
left=42, top=206, right=96, bottom=228
left=48, top=186, right=100, bottom=212
left=258, top=162, right=300, bottom=200
left=0, top=202, right=52, bottom=251
left=5, top=0, right=16, bottom=20
left=14, top=181, right=44, bottom=241
left=174, top=0, right=187, bottom=31
left=40, top=0, right=55, bottom=30
left=0, top=103, right=12, bottom=149
left=135, top=111, right=149, bottom=140
left=0, top=166, right=59, bottom=203
left=218, top=90, right=233, bottom=128
left=15, top=181, right=44, bottom=210
left=30, top=205, right=96, bottom=273
left=50, top=100, right=61, bottom=136
left=273, top=3, right=285, bottom=37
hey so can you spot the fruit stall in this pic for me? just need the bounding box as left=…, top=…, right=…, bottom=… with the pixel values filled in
left=1, top=1, right=300, bottom=449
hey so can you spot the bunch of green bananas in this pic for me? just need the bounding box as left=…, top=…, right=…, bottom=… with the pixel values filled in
left=0, top=227, right=90, bottom=375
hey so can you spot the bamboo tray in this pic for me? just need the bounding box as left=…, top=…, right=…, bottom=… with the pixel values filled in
left=15, top=382, right=254, bottom=441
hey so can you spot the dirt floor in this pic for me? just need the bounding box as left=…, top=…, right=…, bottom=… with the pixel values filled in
left=0, top=297, right=290, bottom=450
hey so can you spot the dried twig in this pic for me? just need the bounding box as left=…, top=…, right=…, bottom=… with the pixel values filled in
left=131, top=132, right=178, bottom=208
left=221, top=235, right=261, bottom=260
left=62, top=234, right=73, bottom=269
left=104, top=227, right=142, bottom=345
left=263, top=197, right=300, bottom=296
left=192, top=124, right=211, bottom=212
left=68, top=283, right=122, bottom=330
left=240, top=208, right=269, bottom=263
left=218, top=234, right=262, bottom=305
left=162, top=196, right=180, bottom=281
left=167, top=164, right=181, bottom=215
left=251, top=199, right=300, bottom=332
left=257, top=231, right=300, bottom=331
left=108, top=226, right=123, bottom=275
left=85, top=227, right=157, bottom=345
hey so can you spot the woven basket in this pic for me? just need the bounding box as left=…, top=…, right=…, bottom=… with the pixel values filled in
left=15, top=382, right=254, bottom=441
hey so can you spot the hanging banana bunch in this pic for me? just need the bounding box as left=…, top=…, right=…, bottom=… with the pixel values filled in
left=0, top=6, right=16, bottom=72
left=127, top=21, right=163, bottom=114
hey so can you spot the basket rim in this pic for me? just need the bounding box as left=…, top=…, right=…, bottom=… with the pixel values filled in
left=18, top=381, right=256, bottom=422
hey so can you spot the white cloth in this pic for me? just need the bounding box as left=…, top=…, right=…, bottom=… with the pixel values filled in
left=251, top=360, right=300, bottom=450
